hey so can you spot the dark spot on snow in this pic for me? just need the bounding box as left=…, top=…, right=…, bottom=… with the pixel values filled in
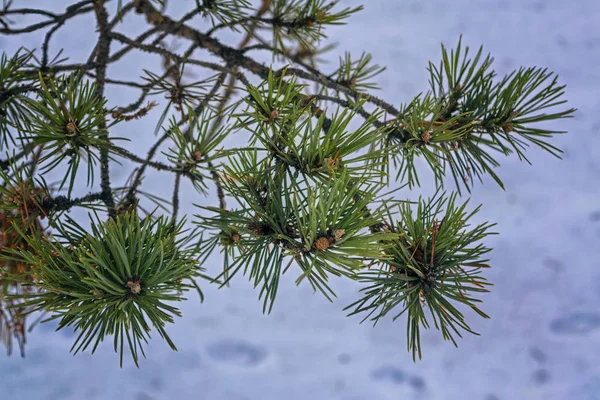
left=408, top=3, right=423, bottom=13
left=23, top=347, right=50, bottom=364
left=501, top=57, right=515, bottom=70
left=498, top=0, right=510, bottom=10
left=408, top=375, right=426, bottom=391
left=528, top=346, right=547, bottom=364
left=589, top=210, right=600, bottom=222
left=46, top=383, right=73, bottom=400
left=532, top=1, right=545, bottom=13
left=532, top=369, right=551, bottom=384
left=549, top=313, right=600, bottom=335
left=194, top=316, right=219, bottom=326
left=514, top=216, right=522, bottom=226
left=370, top=365, right=405, bottom=384
left=148, top=376, right=163, bottom=391
left=575, top=376, right=600, bottom=400
left=542, top=257, right=563, bottom=272
left=0, top=361, right=22, bottom=377
left=135, top=393, right=156, bottom=400
left=486, top=394, right=500, bottom=400
left=507, top=193, right=517, bottom=205
left=205, top=340, right=267, bottom=366
left=555, top=34, right=568, bottom=48
left=167, top=350, right=202, bottom=369
left=85, top=387, right=100, bottom=399
left=586, top=38, right=600, bottom=50
left=338, top=353, right=351, bottom=364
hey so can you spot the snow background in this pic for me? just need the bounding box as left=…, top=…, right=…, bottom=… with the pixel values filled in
left=1, top=0, right=600, bottom=399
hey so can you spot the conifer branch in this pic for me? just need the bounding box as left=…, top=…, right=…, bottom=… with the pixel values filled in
left=0, top=0, right=576, bottom=366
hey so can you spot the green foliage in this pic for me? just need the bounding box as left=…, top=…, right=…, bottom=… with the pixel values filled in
left=6, top=211, right=206, bottom=367
left=288, top=171, right=398, bottom=290
left=284, top=105, right=388, bottom=182
left=271, top=0, right=363, bottom=54
left=388, top=92, right=475, bottom=188
left=196, top=162, right=398, bottom=312
left=195, top=70, right=401, bottom=315
left=325, top=51, right=387, bottom=94
left=163, top=106, right=232, bottom=194
left=197, top=0, right=252, bottom=27
left=236, top=69, right=388, bottom=182
left=22, top=72, right=124, bottom=196
left=386, top=36, right=576, bottom=194
left=0, top=48, right=35, bottom=149
left=235, top=67, right=309, bottom=129
left=345, top=191, right=496, bottom=360
left=0, top=0, right=577, bottom=367
left=141, top=70, right=222, bottom=135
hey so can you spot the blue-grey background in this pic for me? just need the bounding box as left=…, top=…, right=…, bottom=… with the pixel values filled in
left=1, top=1, right=599, bottom=399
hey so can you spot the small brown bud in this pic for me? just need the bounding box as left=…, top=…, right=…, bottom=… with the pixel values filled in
left=127, top=280, right=141, bottom=295
left=271, top=109, right=279, bottom=120
left=231, top=233, right=241, bottom=242
left=66, top=121, right=77, bottom=134
left=334, top=229, right=345, bottom=241
left=502, top=122, right=513, bottom=134
left=192, top=150, right=202, bottom=161
left=148, top=12, right=164, bottom=24
left=422, top=132, right=431, bottom=143
left=323, top=157, right=336, bottom=169
left=248, top=220, right=265, bottom=235
left=314, top=237, right=330, bottom=251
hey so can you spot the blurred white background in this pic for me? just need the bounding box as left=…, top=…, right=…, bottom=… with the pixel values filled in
left=1, top=1, right=599, bottom=399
